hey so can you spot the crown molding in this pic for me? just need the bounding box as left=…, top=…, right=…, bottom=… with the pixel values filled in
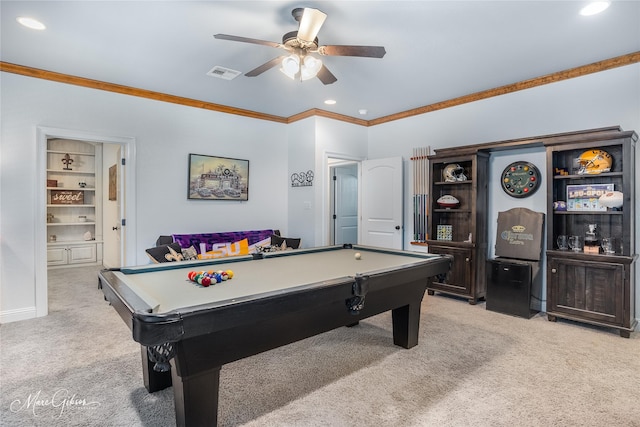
left=2, top=51, right=638, bottom=127
left=368, top=51, right=640, bottom=126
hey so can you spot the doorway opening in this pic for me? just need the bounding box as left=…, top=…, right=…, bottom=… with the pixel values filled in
left=329, top=161, right=359, bottom=245
left=36, top=126, right=137, bottom=317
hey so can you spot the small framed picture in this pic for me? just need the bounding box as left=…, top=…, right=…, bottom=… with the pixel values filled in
left=188, top=154, right=249, bottom=201
left=436, top=225, right=453, bottom=241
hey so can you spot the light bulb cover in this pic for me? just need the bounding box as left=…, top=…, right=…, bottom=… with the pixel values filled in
left=300, top=55, right=322, bottom=80
left=281, top=54, right=300, bottom=79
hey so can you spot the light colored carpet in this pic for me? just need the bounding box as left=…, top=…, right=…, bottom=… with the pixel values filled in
left=1, top=265, right=639, bottom=427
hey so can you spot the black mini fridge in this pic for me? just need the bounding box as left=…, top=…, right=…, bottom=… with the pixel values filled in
left=486, top=258, right=542, bottom=318
left=486, top=208, right=544, bottom=319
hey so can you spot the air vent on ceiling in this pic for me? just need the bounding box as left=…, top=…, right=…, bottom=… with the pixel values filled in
left=206, top=66, right=241, bottom=80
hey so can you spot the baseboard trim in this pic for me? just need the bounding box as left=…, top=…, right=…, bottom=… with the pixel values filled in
left=0, top=306, right=37, bottom=324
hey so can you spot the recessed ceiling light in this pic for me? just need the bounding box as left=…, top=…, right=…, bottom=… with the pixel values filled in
left=579, top=1, right=610, bottom=16
left=324, top=99, right=336, bottom=105
left=17, top=16, right=46, bottom=30
left=358, top=109, right=368, bottom=115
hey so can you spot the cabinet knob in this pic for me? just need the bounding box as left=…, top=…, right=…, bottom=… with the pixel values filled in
left=551, top=268, right=557, bottom=273
left=465, top=258, right=470, bottom=262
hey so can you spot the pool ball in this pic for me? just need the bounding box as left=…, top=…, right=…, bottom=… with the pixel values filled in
left=354, top=252, right=362, bottom=260
left=201, top=276, right=211, bottom=287
left=226, top=270, right=234, bottom=279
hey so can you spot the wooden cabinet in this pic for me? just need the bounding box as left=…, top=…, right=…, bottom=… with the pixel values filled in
left=425, top=152, right=489, bottom=304
left=545, top=128, right=637, bottom=337
left=46, top=139, right=103, bottom=268
left=47, top=243, right=102, bottom=266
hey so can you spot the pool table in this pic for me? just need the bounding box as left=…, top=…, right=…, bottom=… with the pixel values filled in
left=98, top=244, right=450, bottom=426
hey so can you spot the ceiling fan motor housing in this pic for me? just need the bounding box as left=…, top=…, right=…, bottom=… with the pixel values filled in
left=283, top=31, right=318, bottom=49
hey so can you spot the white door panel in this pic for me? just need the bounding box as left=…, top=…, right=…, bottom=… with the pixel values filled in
left=361, top=157, right=403, bottom=249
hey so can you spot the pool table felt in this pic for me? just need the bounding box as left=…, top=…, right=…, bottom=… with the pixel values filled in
left=114, top=248, right=438, bottom=313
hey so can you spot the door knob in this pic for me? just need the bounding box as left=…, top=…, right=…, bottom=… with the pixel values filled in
left=112, top=226, right=120, bottom=231
left=551, top=268, right=557, bottom=273
left=395, top=226, right=401, bottom=230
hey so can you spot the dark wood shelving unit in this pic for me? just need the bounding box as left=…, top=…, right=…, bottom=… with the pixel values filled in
left=425, top=152, right=489, bottom=304
left=544, top=128, right=637, bottom=337
left=416, top=126, right=636, bottom=334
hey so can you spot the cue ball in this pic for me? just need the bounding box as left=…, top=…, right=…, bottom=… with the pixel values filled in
left=355, top=252, right=362, bottom=260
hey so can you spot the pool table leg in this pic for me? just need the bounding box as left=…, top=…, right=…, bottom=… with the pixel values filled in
left=141, top=346, right=172, bottom=392
left=391, top=303, right=421, bottom=349
left=170, top=359, right=221, bottom=427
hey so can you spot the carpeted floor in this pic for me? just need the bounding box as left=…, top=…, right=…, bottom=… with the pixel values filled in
left=1, top=265, right=639, bottom=427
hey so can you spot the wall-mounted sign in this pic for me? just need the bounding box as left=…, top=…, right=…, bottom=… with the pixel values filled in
left=51, top=190, right=84, bottom=205
left=291, top=170, right=314, bottom=187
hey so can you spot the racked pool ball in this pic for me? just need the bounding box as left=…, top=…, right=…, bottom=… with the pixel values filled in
left=225, top=270, right=234, bottom=279
left=201, top=276, right=211, bottom=287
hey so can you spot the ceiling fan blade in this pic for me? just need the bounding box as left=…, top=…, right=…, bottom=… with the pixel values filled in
left=245, top=56, right=287, bottom=77
left=214, top=34, right=282, bottom=49
left=316, top=65, right=337, bottom=85
left=297, top=8, right=327, bottom=44
left=317, top=45, right=386, bottom=58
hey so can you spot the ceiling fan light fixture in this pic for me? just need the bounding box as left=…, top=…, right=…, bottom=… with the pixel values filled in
left=281, top=54, right=300, bottom=79
left=300, top=55, right=322, bottom=80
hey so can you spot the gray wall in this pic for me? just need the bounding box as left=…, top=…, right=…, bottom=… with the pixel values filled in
left=1, top=63, right=639, bottom=322
left=367, top=64, right=640, bottom=312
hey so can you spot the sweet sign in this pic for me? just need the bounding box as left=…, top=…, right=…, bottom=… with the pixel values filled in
left=51, top=190, right=84, bottom=205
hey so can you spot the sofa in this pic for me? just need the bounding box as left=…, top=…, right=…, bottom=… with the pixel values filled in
left=147, top=229, right=301, bottom=263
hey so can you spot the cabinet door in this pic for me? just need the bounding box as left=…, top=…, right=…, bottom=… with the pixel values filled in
left=428, top=245, right=473, bottom=295
left=47, top=247, right=68, bottom=265
left=548, top=257, right=624, bottom=325
left=68, top=244, right=97, bottom=264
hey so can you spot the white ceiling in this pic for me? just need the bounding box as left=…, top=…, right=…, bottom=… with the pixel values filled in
left=2, top=1, right=639, bottom=121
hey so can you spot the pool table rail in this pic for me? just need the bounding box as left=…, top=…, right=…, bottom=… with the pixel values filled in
left=98, top=245, right=452, bottom=427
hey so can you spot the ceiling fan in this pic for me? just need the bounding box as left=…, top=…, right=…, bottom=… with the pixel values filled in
left=214, top=7, right=386, bottom=85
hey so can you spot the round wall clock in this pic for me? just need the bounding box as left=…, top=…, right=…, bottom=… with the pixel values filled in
left=501, top=161, right=541, bottom=198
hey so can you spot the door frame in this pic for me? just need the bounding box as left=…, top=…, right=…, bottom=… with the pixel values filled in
left=323, top=152, right=364, bottom=247
left=35, top=126, right=137, bottom=317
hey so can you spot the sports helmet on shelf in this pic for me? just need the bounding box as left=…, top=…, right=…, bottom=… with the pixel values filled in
left=577, top=149, right=612, bottom=175
left=442, top=164, right=467, bottom=182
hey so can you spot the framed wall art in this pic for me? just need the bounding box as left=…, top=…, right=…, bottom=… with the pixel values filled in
left=109, top=164, right=117, bottom=201
left=188, top=154, right=249, bottom=201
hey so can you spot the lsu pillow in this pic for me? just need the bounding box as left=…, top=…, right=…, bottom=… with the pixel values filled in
left=198, top=238, right=249, bottom=259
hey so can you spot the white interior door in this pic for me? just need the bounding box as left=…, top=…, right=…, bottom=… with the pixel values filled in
left=360, top=157, right=403, bottom=249
left=102, top=146, right=123, bottom=268
left=115, top=147, right=124, bottom=265
left=332, top=164, right=358, bottom=245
